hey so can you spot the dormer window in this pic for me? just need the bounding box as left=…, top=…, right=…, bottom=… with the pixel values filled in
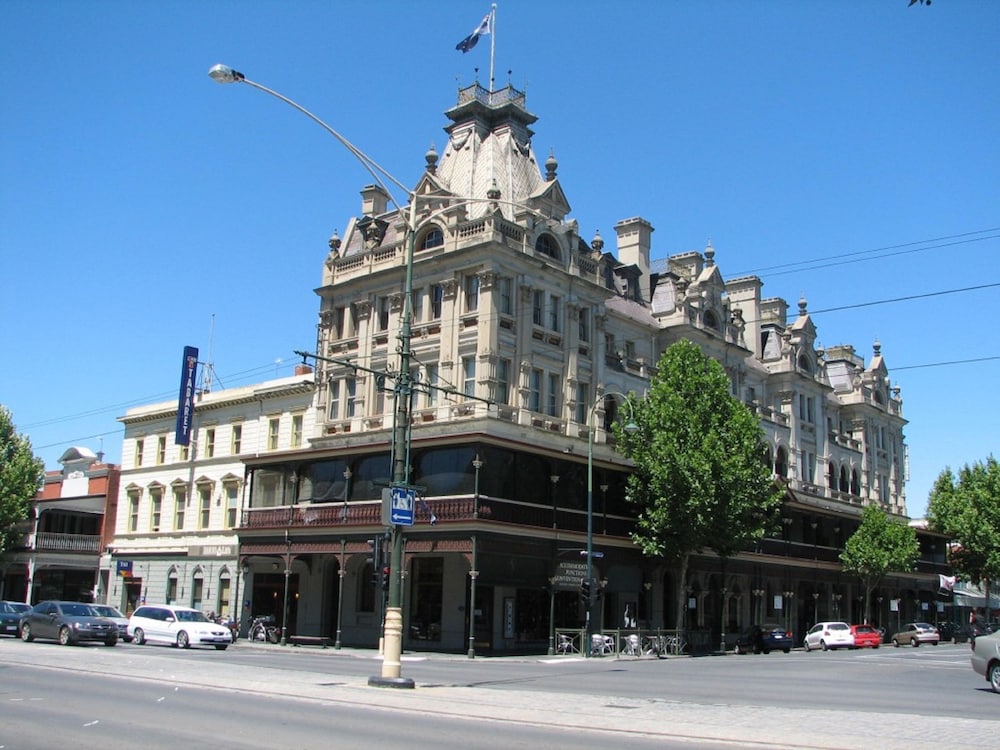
left=419, top=226, right=444, bottom=251
left=703, top=310, right=720, bottom=331
left=535, top=233, right=560, bottom=260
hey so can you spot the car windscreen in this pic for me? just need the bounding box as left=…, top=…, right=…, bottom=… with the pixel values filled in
left=62, top=603, right=92, bottom=616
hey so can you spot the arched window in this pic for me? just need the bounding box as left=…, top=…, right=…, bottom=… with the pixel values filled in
left=774, top=447, right=789, bottom=478
left=166, top=567, right=179, bottom=604
left=839, top=466, right=849, bottom=492
left=850, top=469, right=861, bottom=495
left=534, top=233, right=560, bottom=260
left=798, top=354, right=812, bottom=373
left=703, top=310, right=720, bottom=331
left=827, top=462, right=837, bottom=488
left=418, top=226, right=444, bottom=251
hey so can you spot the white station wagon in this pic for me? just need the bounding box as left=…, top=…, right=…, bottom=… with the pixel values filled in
left=128, top=605, right=232, bottom=650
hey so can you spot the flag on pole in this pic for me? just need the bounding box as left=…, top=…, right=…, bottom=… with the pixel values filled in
left=456, top=11, right=491, bottom=53
left=938, top=574, right=956, bottom=592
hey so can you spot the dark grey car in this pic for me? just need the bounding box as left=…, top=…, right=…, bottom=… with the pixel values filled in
left=0, top=600, right=30, bottom=637
left=19, top=600, right=118, bottom=646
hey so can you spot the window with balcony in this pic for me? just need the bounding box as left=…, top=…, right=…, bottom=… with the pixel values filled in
left=224, top=484, right=239, bottom=528
left=529, top=369, right=542, bottom=412
left=431, top=284, right=444, bottom=319
left=547, top=373, right=560, bottom=417
left=462, top=357, right=476, bottom=399
left=495, top=358, right=511, bottom=405
left=498, top=276, right=513, bottom=316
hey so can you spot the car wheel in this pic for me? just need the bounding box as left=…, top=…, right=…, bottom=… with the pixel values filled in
left=58, top=626, right=73, bottom=646
left=873, top=644, right=879, bottom=649
left=989, top=663, right=1000, bottom=694
left=804, top=640, right=811, bottom=652
left=931, top=641, right=938, bottom=646
left=177, top=630, right=190, bottom=649
left=911, top=638, right=919, bottom=647
left=214, top=644, right=228, bottom=651
left=133, top=628, right=145, bottom=645
left=20, top=623, right=33, bottom=642
left=734, top=642, right=744, bottom=655
left=104, top=636, right=117, bottom=647
left=782, top=648, right=790, bottom=653
left=820, top=640, right=829, bottom=651
left=762, top=648, right=770, bottom=655
left=893, top=639, right=900, bottom=647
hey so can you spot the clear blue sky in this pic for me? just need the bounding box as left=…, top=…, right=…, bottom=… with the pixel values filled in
left=2, top=1, right=997, bottom=519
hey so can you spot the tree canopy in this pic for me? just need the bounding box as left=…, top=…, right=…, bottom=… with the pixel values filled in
left=839, top=503, right=920, bottom=625
left=0, top=405, right=44, bottom=559
left=616, top=339, right=784, bottom=632
left=927, top=456, right=1000, bottom=613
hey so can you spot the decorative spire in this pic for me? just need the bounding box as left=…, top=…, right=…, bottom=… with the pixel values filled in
left=705, top=238, right=715, bottom=266
left=425, top=143, right=438, bottom=174
left=591, top=230, right=604, bottom=254
left=798, top=294, right=808, bottom=316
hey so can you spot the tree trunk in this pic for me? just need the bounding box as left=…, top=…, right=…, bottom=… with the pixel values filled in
left=673, top=554, right=690, bottom=633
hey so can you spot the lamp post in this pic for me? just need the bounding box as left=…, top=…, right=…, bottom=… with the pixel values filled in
left=468, top=454, right=483, bottom=659
left=210, top=64, right=419, bottom=687
left=335, top=538, right=346, bottom=650
left=586, top=391, right=638, bottom=657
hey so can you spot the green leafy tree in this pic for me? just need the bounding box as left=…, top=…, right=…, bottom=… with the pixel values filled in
left=0, top=405, right=44, bottom=560
left=840, top=504, right=920, bottom=625
left=616, top=339, right=784, bottom=634
left=927, top=456, right=1000, bottom=616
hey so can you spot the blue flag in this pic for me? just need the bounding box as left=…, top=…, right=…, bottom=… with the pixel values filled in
left=456, top=11, right=491, bottom=53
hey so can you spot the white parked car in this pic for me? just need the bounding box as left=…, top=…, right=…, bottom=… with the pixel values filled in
left=971, top=629, right=1000, bottom=693
left=803, top=621, right=853, bottom=651
left=128, top=605, right=232, bottom=650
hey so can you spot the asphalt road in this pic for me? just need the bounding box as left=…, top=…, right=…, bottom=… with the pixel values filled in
left=1, top=637, right=997, bottom=749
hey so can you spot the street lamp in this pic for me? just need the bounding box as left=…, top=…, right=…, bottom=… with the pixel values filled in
left=468, top=454, right=483, bottom=659
left=586, top=391, right=638, bottom=656
left=210, top=63, right=417, bottom=687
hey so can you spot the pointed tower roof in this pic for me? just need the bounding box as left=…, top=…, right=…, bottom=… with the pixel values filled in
left=434, top=82, right=553, bottom=219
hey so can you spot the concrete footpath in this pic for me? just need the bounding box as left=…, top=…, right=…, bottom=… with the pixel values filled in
left=5, top=639, right=998, bottom=749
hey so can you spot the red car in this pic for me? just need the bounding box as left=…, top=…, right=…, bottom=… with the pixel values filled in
left=850, top=624, right=882, bottom=649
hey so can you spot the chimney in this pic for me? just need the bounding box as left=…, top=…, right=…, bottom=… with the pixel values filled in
left=614, top=217, right=654, bottom=302
left=294, top=364, right=313, bottom=376
left=360, top=184, right=390, bottom=217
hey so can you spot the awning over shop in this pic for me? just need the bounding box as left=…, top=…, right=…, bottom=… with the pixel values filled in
left=952, top=583, right=1000, bottom=609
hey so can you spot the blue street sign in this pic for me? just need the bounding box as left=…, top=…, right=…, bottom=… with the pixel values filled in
left=389, top=486, right=415, bottom=526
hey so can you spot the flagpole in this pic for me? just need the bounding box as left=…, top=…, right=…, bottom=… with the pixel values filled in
left=489, top=4, right=496, bottom=91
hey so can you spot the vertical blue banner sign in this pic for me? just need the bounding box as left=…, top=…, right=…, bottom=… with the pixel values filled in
left=174, top=346, right=199, bottom=445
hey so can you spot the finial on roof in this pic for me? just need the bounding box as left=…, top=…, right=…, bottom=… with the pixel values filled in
left=798, top=294, right=807, bottom=315
left=705, top=238, right=715, bottom=265
left=487, top=178, right=501, bottom=206
left=545, top=149, right=558, bottom=181
left=591, top=230, right=604, bottom=253
left=328, top=229, right=342, bottom=255
left=425, top=143, right=438, bottom=174
left=873, top=337, right=882, bottom=356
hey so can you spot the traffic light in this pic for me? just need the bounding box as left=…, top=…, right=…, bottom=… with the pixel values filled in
left=580, top=577, right=591, bottom=603
left=381, top=566, right=391, bottom=591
